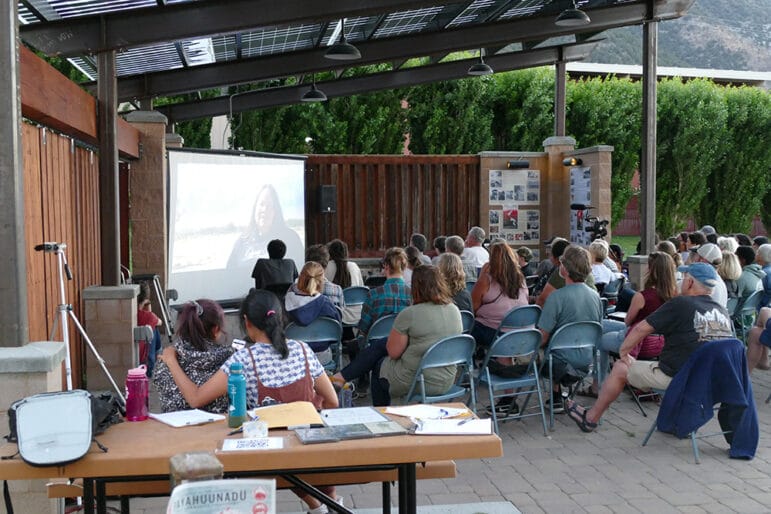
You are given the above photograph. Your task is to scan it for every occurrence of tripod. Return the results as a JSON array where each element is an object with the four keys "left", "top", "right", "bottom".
[{"left": 36, "top": 242, "right": 126, "bottom": 405}]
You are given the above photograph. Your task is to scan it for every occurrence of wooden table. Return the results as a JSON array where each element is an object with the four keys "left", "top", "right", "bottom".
[{"left": 0, "top": 413, "right": 501, "bottom": 514}]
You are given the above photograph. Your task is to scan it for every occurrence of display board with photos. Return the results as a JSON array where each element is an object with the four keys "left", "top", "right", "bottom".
[
  {"left": 488, "top": 168, "right": 541, "bottom": 259},
  {"left": 569, "top": 166, "right": 593, "bottom": 246}
]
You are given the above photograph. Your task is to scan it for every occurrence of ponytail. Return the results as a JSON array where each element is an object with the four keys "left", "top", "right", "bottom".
[
  {"left": 175, "top": 299, "right": 224, "bottom": 351},
  {"left": 240, "top": 289, "right": 289, "bottom": 359}
]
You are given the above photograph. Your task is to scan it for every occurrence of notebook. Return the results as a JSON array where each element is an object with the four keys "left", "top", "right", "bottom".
[{"left": 149, "top": 410, "right": 225, "bottom": 428}]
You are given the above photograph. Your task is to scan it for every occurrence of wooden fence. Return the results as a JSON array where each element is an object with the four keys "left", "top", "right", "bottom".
[
  {"left": 23, "top": 122, "right": 102, "bottom": 385},
  {"left": 305, "top": 155, "right": 481, "bottom": 257}
]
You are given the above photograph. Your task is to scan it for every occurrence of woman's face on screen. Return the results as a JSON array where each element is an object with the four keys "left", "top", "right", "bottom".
[{"left": 254, "top": 189, "right": 276, "bottom": 232}]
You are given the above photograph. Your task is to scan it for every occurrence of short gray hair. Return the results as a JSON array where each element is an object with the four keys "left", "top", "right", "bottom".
[
  {"left": 468, "top": 226, "right": 486, "bottom": 243},
  {"left": 757, "top": 243, "right": 771, "bottom": 264},
  {"left": 445, "top": 235, "right": 465, "bottom": 256}
]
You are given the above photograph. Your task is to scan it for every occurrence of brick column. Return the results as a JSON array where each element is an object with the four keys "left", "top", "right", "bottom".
[
  {"left": 124, "top": 111, "right": 168, "bottom": 290},
  {"left": 564, "top": 145, "right": 615, "bottom": 239},
  {"left": 542, "top": 136, "right": 576, "bottom": 253},
  {"left": 0, "top": 342, "right": 66, "bottom": 514},
  {"left": 82, "top": 285, "right": 139, "bottom": 392}
]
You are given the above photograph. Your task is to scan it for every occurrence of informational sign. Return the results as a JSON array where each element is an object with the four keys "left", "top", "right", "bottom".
[
  {"left": 488, "top": 169, "right": 540, "bottom": 245},
  {"left": 569, "top": 166, "right": 593, "bottom": 246}
]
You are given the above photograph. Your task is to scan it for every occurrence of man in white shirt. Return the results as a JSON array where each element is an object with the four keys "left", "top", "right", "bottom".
[{"left": 462, "top": 226, "right": 489, "bottom": 269}]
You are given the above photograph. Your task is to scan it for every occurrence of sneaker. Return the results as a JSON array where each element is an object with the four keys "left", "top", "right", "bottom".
[
  {"left": 545, "top": 390, "right": 565, "bottom": 413},
  {"left": 485, "top": 397, "right": 519, "bottom": 417}
]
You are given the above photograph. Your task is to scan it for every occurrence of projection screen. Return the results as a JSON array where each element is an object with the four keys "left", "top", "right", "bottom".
[{"left": 167, "top": 148, "right": 306, "bottom": 304}]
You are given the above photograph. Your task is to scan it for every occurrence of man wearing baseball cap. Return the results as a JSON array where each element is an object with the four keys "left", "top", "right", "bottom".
[
  {"left": 566, "top": 262, "right": 733, "bottom": 432},
  {"left": 689, "top": 242, "right": 729, "bottom": 308}
]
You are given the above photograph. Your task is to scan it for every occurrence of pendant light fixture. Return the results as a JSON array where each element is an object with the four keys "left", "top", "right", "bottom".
[
  {"left": 555, "top": 0, "right": 591, "bottom": 27},
  {"left": 301, "top": 76, "right": 327, "bottom": 102},
  {"left": 325, "top": 19, "right": 361, "bottom": 61},
  {"left": 467, "top": 49, "right": 494, "bottom": 76}
]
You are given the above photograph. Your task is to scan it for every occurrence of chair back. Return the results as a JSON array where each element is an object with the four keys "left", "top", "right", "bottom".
[
  {"left": 602, "top": 276, "right": 625, "bottom": 299},
  {"left": 460, "top": 310, "right": 475, "bottom": 334},
  {"left": 364, "top": 314, "right": 397, "bottom": 347},
  {"left": 483, "top": 328, "right": 542, "bottom": 364},
  {"left": 342, "top": 286, "right": 369, "bottom": 306},
  {"left": 364, "top": 275, "right": 387, "bottom": 288},
  {"left": 285, "top": 316, "right": 343, "bottom": 371},
  {"left": 466, "top": 280, "right": 477, "bottom": 294},
  {"left": 546, "top": 321, "right": 602, "bottom": 356},
  {"left": 494, "top": 304, "right": 542, "bottom": 339},
  {"left": 404, "top": 334, "right": 476, "bottom": 409},
  {"left": 738, "top": 289, "right": 762, "bottom": 315}
]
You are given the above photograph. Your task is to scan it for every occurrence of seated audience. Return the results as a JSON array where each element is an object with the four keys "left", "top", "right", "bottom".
[
  {"left": 701, "top": 224, "right": 718, "bottom": 244},
  {"left": 403, "top": 246, "right": 423, "bottom": 288},
  {"left": 735, "top": 233, "right": 752, "bottom": 247},
  {"left": 471, "top": 242, "right": 529, "bottom": 348},
  {"left": 516, "top": 247, "right": 538, "bottom": 277},
  {"left": 717, "top": 235, "right": 739, "bottom": 254},
  {"left": 462, "top": 226, "right": 490, "bottom": 269},
  {"left": 357, "top": 247, "right": 412, "bottom": 339},
  {"left": 757, "top": 244, "right": 771, "bottom": 309},
  {"left": 438, "top": 253, "right": 472, "bottom": 311},
  {"left": 137, "top": 282, "right": 162, "bottom": 377},
  {"left": 537, "top": 245, "right": 604, "bottom": 409},
  {"left": 656, "top": 240, "right": 683, "bottom": 279},
  {"left": 334, "top": 266, "right": 462, "bottom": 406},
  {"left": 159, "top": 289, "right": 339, "bottom": 514},
  {"left": 536, "top": 238, "right": 597, "bottom": 307},
  {"left": 597, "top": 252, "right": 676, "bottom": 388},
  {"left": 735, "top": 245, "right": 764, "bottom": 307},
  {"left": 753, "top": 236, "right": 769, "bottom": 251},
  {"left": 410, "top": 233, "right": 432, "bottom": 265},
  {"left": 446, "top": 235, "right": 478, "bottom": 280},
  {"left": 608, "top": 243, "right": 626, "bottom": 276},
  {"left": 285, "top": 261, "right": 341, "bottom": 326},
  {"left": 305, "top": 244, "right": 344, "bottom": 308},
  {"left": 747, "top": 307, "right": 771, "bottom": 372},
  {"left": 431, "top": 236, "right": 447, "bottom": 265},
  {"left": 325, "top": 239, "right": 364, "bottom": 289},
  {"left": 566, "top": 263, "right": 733, "bottom": 432},
  {"left": 251, "top": 239, "right": 298, "bottom": 290},
  {"left": 689, "top": 243, "right": 728, "bottom": 308},
  {"left": 153, "top": 299, "right": 232, "bottom": 413},
  {"left": 589, "top": 240, "right": 616, "bottom": 289},
  {"left": 717, "top": 251, "right": 742, "bottom": 303}
]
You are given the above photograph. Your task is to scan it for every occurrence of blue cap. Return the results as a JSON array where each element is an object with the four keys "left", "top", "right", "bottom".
[
  {"left": 760, "top": 319, "right": 771, "bottom": 348},
  {"left": 677, "top": 262, "right": 718, "bottom": 288}
]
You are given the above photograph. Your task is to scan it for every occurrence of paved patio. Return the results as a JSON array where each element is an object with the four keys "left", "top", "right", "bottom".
[{"left": 123, "top": 370, "right": 771, "bottom": 514}]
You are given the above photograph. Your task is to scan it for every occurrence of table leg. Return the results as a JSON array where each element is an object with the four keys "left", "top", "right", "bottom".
[
  {"left": 381, "top": 481, "right": 391, "bottom": 514},
  {"left": 397, "top": 463, "right": 417, "bottom": 514},
  {"left": 96, "top": 480, "right": 107, "bottom": 514},
  {"left": 83, "top": 478, "right": 94, "bottom": 514}
]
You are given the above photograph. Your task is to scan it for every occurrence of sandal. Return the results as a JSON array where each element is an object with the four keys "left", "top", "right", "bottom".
[{"left": 566, "top": 400, "right": 597, "bottom": 433}]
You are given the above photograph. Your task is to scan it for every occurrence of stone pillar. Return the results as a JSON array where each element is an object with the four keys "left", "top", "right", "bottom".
[
  {"left": 0, "top": 342, "right": 67, "bottom": 514},
  {"left": 82, "top": 285, "right": 139, "bottom": 392},
  {"left": 124, "top": 111, "right": 169, "bottom": 290},
  {"left": 627, "top": 254, "right": 649, "bottom": 291},
  {"left": 563, "top": 145, "right": 615, "bottom": 239},
  {"left": 542, "top": 136, "right": 576, "bottom": 253},
  {"left": 0, "top": 0, "right": 29, "bottom": 347}
]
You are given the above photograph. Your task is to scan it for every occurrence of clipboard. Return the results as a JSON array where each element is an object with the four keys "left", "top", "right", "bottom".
[{"left": 250, "top": 401, "right": 323, "bottom": 429}]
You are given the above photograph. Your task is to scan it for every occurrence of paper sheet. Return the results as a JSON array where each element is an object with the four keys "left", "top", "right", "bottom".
[
  {"left": 320, "top": 406, "right": 388, "bottom": 426},
  {"left": 385, "top": 405, "right": 468, "bottom": 420},
  {"left": 250, "top": 401, "right": 323, "bottom": 429},
  {"left": 413, "top": 418, "right": 492, "bottom": 435},
  {"left": 148, "top": 410, "right": 225, "bottom": 428},
  {"left": 220, "top": 437, "right": 284, "bottom": 451}
]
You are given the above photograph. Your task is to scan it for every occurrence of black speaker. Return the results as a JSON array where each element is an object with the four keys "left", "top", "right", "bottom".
[{"left": 319, "top": 185, "right": 337, "bottom": 213}]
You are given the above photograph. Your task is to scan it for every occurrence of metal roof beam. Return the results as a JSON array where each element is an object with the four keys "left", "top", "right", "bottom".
[
  {"left": 20, "top": 0, "right": 463, "bottom": 57},
  {"left": 156, "top": 42, "right": 599, "bottom": 122},
  {"left": 101, "top": 0, "right": 691, "bottom": 101}
]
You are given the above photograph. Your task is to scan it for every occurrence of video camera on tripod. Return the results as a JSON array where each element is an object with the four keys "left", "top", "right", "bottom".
[{"left": 570, "top": 204, "right": 609, "bottom": 241}]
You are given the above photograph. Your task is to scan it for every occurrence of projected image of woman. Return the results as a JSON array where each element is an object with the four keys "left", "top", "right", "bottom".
[{"left": 227, "top": 184, "right": 303, "bottom": 271}]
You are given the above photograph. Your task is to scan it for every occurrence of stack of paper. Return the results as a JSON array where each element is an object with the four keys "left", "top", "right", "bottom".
[
  {"left": 412, "top": 418, "right": 492, "bottom": 435},
  {"left": 148, "top": 410, "right": 225, "bottom": 428}
]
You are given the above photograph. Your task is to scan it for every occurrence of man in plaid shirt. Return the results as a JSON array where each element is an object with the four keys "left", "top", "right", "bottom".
[{"left": 358, "top": 247, "right": 412, "bottom": 337}]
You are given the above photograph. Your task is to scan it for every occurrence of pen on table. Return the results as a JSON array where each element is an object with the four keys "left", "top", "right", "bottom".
[
  {"left": 457, "top": 417, "right": 473, "bottom": 426},
  {"left": 227, "top": 426, "right": 243, "bottom": 436},
  {"left": 439, "top": 408, "right": 450, "bottom": 418}
]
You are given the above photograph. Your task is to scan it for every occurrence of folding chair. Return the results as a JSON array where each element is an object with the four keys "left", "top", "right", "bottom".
[
  {"left": 542, "top": 321, "right": 602, "bottom": 430},
  {"left": 601, "top": 276, "right": 625, "bottom": 315},
  {"left": 363, "top": 314, "right": 397, "bottom": 348},
  {"left": 477, "top": 328, "right": 547, "bottom": 435},
  {"left": 460, "top": 310, "right": 475, "bottom": 334},
  {"left": 466, "top": 280, "right": 477, "bottom": 294},
  {"left": 641, "top": 338, "right": 756, "bottom": 463},
  {"left": 733, "top": 290, "right": 762, "bottom": 344},
  {"left": 404, "top": 334, "right": 477, "bottom": 413},
  {"left": 285, "top": 317, "right": 343, "bottom": 373},
  {"left": 342, "top": 286, "right": 369, "bottom": 319},
  {"left": 493, "top": 304, "right": 542, "bottom": 340}
]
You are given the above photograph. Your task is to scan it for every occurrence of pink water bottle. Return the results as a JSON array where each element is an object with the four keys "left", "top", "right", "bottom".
[{"left": 125, "top": 364, "right": 149, "bottom": 421}]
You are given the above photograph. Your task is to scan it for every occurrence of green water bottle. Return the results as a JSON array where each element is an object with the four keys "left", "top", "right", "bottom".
[{"left": 227, "top": 362, "right": 247, "bottom": 428}]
